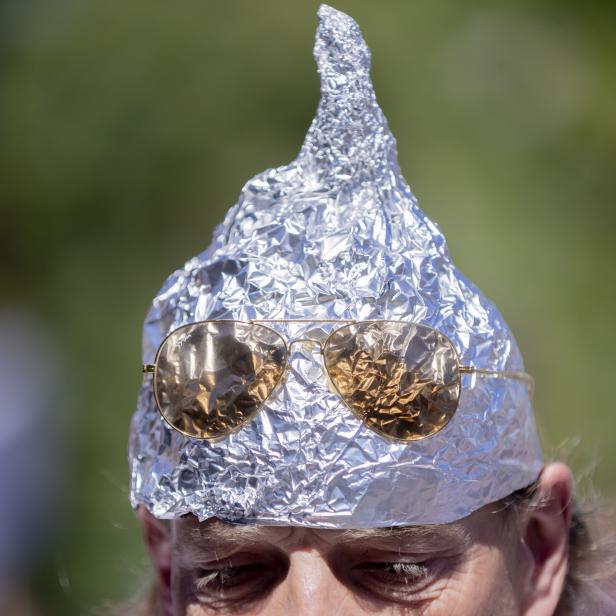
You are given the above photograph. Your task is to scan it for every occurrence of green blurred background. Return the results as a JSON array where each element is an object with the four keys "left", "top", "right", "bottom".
[{"left": 1, "top": 0, "right": 614, "bottom": 612}]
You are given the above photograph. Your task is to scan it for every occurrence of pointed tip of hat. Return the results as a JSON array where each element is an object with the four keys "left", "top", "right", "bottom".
[
  {"left": 317, "top": 4, "right": 347, "bottom": 19},
  {"left": 314, "top": 4, "right": 371, "bottom": 81},
  {"left": 301, "top": 4, "right": 395, "bottom": 181}
]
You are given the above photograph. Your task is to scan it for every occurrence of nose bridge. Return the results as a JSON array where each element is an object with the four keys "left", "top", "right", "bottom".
[
  {"left": 287, "top": 337, "right": 325, "bottom": 354},
  {"left": 283, "top": 550, "right": 341, "bottom": 615}
]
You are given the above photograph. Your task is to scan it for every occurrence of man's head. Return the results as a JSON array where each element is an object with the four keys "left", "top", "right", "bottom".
[
  {"left": 126, "top": 5, "right": 574, "bottom": 614},
  {"left": 137, "top": 463, "right": 573, "bottom": 615}
]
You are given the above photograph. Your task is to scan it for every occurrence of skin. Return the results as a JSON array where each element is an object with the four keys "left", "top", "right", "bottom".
[{"left": 139, "top": 462, "right": 572, "bottom": 616}]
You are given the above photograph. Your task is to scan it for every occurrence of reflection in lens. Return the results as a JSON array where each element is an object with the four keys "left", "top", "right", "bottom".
[
  {"left": 323, "top": 322, "right": 460, "bottom": 441},
  {"left": 154, "top": 322, "right": 287, "bottom": 439}
]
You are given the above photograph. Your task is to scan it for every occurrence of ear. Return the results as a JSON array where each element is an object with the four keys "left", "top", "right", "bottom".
[
  {"left": 137, "top": 506, "right": 173, "bottom": 616},
  {"left": 519, "top": 463, "right": 573, "bottom": 615}
]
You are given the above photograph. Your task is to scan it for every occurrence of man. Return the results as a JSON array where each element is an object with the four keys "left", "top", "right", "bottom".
[{"left": 127, "top": 6, "right": 613, "bottom": 614}]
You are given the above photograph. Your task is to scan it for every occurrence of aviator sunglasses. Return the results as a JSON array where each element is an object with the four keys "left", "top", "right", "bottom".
[{"left": 142, "top": 320, "right": 533, "bottom": 442}]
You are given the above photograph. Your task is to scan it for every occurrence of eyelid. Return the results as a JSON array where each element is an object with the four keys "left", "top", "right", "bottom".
[
  {"left": 353, "top": 558, "right": 433, "bottom": 580},
  {"left": 195, "top": 562, "right": 264, "bottom": 589},
  {"left": 356, "top": 560, "right": 430, "bottom": 571},
  {"left": 345, "top": 552, "right": 461, "bottom": 592},
  {"left": 191, "top": 553, "right": 289, "bottom": 588},
  {"left": 348, "top": 559, "right": 446, "bottom": 603}
]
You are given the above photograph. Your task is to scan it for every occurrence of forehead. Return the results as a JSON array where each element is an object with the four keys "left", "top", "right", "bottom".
[{"left": 171, "top": 507, "right": 506, "bottom": 556}]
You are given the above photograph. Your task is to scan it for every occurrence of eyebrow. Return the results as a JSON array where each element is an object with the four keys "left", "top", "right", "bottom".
[
  {"left": 186, "top": 519, "right": 277, "bottom": 545},
  {"left": 174, "top": 517, "right": 471, "bottom": 558},
  {"left": 337, "top": 524, "right": 471, "bottom": 552},
  {"left": 173, "top": 520, "right": 278, "bottom": 563}
]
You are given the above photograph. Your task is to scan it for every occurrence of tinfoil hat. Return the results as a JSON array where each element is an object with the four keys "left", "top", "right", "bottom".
[{"left": 129, "top": 5, "right": 543, "bottom": 527}]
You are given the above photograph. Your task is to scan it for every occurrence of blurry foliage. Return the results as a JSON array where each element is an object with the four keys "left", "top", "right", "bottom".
[{"left": 0, "top": 0, "right": 615, "bottom": 612}]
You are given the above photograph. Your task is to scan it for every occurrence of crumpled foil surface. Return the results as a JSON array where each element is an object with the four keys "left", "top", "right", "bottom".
[{"left": 129, "top": 4, "right": 543, "bottom": 527}]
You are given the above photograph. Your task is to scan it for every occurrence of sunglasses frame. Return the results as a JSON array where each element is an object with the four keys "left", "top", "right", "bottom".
[{"left": 142, "top": 319, "right": 534, "bottom": 442}]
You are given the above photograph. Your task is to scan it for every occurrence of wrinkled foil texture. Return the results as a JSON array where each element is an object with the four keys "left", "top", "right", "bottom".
[{"left": 129, "top": 5, "right": 543, "bottom": 527}]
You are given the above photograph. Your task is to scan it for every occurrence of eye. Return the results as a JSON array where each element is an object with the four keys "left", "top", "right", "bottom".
[
  {"left": 195, "top": 562, "right": 266, "bottom": 593},
  {"left": 354, "top": 560, "right": 431, "bottom": 586},
  {"left": 189, "top": 558, "right": 288, "bottom": 608},
  {"left": 348, "top": 558, "right": 449, "bottom": 604}
]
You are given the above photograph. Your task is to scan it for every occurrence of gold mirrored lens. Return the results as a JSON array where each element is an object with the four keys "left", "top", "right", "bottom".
[
  {"left": 323, "top": 321, "right": 461, "bottom": 441},
  {"left": 154, "top": 321, "right": 287, "bottom": 439}
]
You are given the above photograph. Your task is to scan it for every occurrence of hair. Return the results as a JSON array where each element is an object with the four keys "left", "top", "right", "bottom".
[{"left": 106, "top": 484, "right": 615, "bottom": 615}]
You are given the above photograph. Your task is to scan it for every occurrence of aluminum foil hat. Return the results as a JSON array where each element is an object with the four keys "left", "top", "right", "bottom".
[{"left": 129, "top": 5, "right": 543, "bottom": 527}]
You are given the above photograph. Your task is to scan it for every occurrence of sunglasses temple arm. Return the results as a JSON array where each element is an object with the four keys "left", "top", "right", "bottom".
[
  {"left": 142, "top": 364, "right": 156, "bottom": 374},
  {"left": 459, "top": 366, "right": 535, "bottom": 396}
]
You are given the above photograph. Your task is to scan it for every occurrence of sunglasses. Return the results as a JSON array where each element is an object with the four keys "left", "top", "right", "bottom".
[{"left": 142, "top": 319, "right": 533, "bottom": 442}]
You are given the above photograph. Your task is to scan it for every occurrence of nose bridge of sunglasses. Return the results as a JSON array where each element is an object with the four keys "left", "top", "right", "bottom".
[
  {"left": 287, "top": 338, "right": 325, "bottom": 353},
  {"left": 282, "top": 337, "right": 343, "bottom": 397}
]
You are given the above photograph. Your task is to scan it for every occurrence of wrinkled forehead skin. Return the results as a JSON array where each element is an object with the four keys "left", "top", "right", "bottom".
[{"left": 129, "top": 5, "right": 543, "bottom": 527}]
